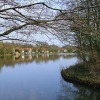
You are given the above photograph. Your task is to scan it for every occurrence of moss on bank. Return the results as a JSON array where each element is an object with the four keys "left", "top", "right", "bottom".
[{"left": 61, "top": 63, "right": 100, "bottom": 89}]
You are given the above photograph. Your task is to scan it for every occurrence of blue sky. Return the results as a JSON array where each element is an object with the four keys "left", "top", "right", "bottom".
[
  {"left": 3, "top": 0, "right": 65, "bottom": 46},
  {"left": 33, "top": 34, "right": 65, "bottom": 47},
  {"left": 15, "top": 0, "right": 65, "bottom": 46}
]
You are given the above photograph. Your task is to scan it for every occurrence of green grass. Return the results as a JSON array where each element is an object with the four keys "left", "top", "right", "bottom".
[{"left": 61, "top": 63, "right": 100, "bottom": 88}]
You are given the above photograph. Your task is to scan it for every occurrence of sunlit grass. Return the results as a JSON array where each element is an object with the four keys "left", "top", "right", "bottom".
[{"left": 61, "top": 63, "right": 100, "bottom": 88}]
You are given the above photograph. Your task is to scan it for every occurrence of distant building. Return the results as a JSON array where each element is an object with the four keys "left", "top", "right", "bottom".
[
  {"left": 13, "top": 47, "right": 32, "bottom": 55},
  {"left": 64, "top": 49, "right": 67, "bottom": 53}
]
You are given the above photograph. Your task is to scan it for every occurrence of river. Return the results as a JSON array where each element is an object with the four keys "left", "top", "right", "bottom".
[{"left": 0, "top": 54, "right": 99, "bottom": 100}]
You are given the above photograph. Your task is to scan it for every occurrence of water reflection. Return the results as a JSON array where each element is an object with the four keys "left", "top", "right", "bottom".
[
  {"left": 0, "top": 54, "right": 78, "bottom": 100},
  {"left": 0, "top": 54, "right": 76, "bottom": 69},
  {"left": 58, "top": 78, "right": 100, "bottom": 100},
  {"left": 0, "top": 54, "right": 99, "bottom": 100}
]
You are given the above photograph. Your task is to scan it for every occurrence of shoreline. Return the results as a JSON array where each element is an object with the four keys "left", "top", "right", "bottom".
[{"left": 61, "top": 63, "right": 100, "bottom": 89}]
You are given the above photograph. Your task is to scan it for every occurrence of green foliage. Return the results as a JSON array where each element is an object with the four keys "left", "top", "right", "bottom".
[
  {"left": 0, "top": 41, "right": 64, "bottom": 55},
  {"left": 61, "top": 62, "right": 100, "bottom": 88},
  {"left": 62, "top": 45, "right": 77, "bottom": 53},
  {"left": 69, "top": 0, "right": 100, "bottom": 63}
]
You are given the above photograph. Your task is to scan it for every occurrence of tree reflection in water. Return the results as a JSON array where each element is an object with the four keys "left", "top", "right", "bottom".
[
  {"left": 0, "top": 54, "right": 99, "bottom": 100},
  {"left": 0, "top": 54, "right": 76, "bottom": 72},
  {"left": 57, "top": 78, "right": 100, "bottom": 100}
]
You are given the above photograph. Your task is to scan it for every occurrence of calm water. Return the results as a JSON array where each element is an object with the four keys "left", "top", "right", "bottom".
[{"left": 0, "top": 54, "right": 100, "bottom": 100}]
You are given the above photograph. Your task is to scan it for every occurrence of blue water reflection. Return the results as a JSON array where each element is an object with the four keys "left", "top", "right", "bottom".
[{"left": 0, "top": 54, "right": 99, "bottom": 100}]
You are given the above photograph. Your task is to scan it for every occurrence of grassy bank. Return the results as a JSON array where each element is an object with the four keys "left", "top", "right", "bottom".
[{"left": 61, "top": 63, "right": 100, "bottom": 89}]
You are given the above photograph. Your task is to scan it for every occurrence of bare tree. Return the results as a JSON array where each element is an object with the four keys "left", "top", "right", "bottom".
[
  {"left": 0, "top": 0, "right": 83, "bottom": 44},
  {"left": 0, "top": 0, "right": 62, "bottom": 42},
  {"left": 0, "top": 0, "right": 100, "bottom": 64}
]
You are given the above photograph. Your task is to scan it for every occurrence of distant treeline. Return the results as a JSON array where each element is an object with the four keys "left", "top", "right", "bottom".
[{"left": 0, "top": 41, "right": 77, "bottom": 55}]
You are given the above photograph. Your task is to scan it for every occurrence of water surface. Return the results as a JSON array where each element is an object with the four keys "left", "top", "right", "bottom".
[{"left": 0, "top": 54, "right": 99, "bottom": 100}]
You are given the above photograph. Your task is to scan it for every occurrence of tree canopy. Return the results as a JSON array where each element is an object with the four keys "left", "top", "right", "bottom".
[
  {"left": 0, "top": 0, "right": 84, "bottom": 43},
  {"left": 0, "top": 0, "right": 100, "bottom": 62}
]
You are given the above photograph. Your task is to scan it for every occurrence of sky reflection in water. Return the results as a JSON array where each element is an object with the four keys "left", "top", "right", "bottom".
[{"left": 0, "top": 54, "right": 99, "bottom": 100}]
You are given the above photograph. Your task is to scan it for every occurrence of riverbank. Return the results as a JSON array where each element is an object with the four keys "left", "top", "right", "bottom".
[{"left": 61, "top": 63, "right": 100, "bottom": 89}]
